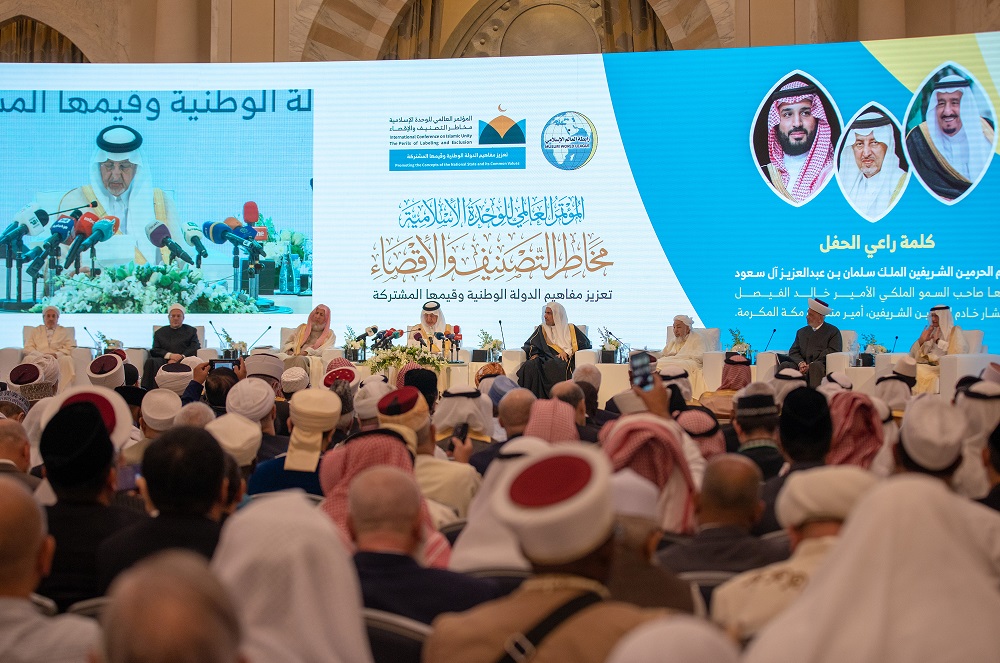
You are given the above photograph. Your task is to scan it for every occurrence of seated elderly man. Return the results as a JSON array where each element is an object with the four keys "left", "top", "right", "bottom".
[
  {"left": 909, "top": 305, "right": 969, "bottom": 393},
  {"left": 22, "top": 305, "right": 76, "bottom": 392},
  {"left": 280, "top": 304, "right": 335, "bottom": 385},
  {"left": 712, "top": 465, "right": 877, "bottom": 641},
  {"left": 777, "top": 298, "right": 842, "bottom": 388},
  {"left": 656, "top": 454, "right": 788, "bottom": 575},
  {"left": 0, "top": 477, "right": 100, "bottom": 661},
  {"left": 656, "top": 315, "right": 707, "bottom": 398},
  {"left": 142, "top": 304, "right": 200, "bottom": 390},
  {"left": 349, "top": 465, "right": 500, "bottom": 624}
]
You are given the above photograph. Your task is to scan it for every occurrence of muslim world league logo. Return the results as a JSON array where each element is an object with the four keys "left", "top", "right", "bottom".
[{"left": 541, "top": 111, "right": 597, "bottom": 170}]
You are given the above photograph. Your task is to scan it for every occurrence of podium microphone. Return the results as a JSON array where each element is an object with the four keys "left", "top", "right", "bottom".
[
  {"left": 413, "top": 332, "right": 426, "bottom": 348},
  {"left": 763, "top": 328, "right": 776, "bottom": 352},
  {"left": 891, "top": 336, "right": 898, "bottom": 353},
  {"left": 498, "top": 320, "right": 506, "bottom": 350},
  {"left": 208, "top": 320, "right": 226, "bottom": 347},
  {"left": 82, "top": 326, "right": 100, "bottom": 349},
  {"left": 248, "top": 325, "right": 272, "bottom": 351}
]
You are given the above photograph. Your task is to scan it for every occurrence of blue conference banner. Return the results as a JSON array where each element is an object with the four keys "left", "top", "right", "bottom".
[{"left": 0, "top": 32, "right": 997, "bottom": 352}]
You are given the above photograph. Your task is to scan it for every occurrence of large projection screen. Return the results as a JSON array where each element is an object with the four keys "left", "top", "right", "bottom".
[{"left": 0, "top": 31, "right": 998, "bottom": 355}]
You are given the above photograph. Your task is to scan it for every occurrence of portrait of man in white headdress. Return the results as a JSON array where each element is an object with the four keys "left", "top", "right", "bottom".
[
  {"left": 905, "top": 67, "right": 996, "bottom": 202},
  {"left": 44, "top": 124, "right": 181, "bottom": 268},
  {"left": 836, "top": 107, "right": 908, "bottom": 222}
]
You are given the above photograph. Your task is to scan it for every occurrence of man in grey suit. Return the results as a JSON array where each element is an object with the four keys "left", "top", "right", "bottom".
[{"left": 779, "top": 298, "right": 842, "bottom": 387}]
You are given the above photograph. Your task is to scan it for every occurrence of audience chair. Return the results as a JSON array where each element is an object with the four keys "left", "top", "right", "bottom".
[
  {"left": 439, "top": 518, "right": 466, "bottom": 546},
  {"left": 364, "top": 608, "right": 432, "bottom": 663},
  {"left": 66, "top": 596, "right": 111, "bottom": 619},
  {"left": 29, "top": 593, "right": 57, "bottom": 616},
  {"left": 465, "top": 568, "right": 532, "bottom": 597},
  {"left": 677, "top": 570, "right": 737, "bottom": 611}
]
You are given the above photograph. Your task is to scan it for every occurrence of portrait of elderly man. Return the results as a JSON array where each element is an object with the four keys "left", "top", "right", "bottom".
[
  {"left": 656, "top": 314, "right": 706, "bottom": 398},
  {"left": 838, "top": 110, "right": 908, "bottom": 221},
  {"left": 906, "top": 71, "right": 996, "bottom": 201},
  {"left": 22, "top": 305, "right": 76, "bottom": 392},
  {"left": 49, "top": 124, "right": 182, "bottom": 266},
  {"left": 757, "top": 78, "right": 838, "bottom": 204}
]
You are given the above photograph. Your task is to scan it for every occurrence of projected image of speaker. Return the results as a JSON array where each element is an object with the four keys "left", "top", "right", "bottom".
[{"left": 240, "top": 259, "right": 276, "bottom": 295}]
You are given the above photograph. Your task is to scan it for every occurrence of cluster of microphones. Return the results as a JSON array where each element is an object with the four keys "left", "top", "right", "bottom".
[{"left": 0, "top": 200, "right": 269, "bottom": 277}]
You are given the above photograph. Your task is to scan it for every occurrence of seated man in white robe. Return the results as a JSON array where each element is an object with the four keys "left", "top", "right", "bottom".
[
  {"left": 656, "top": 315, "right": 706, "bottom": 398},
  {"left": 909, "top": 304, "right": 968, "bottom": 393},
  {"left": 279, "top": 304, "right": 335, "bottom": 385},
  {"left": 22, "top": 306, "right": 75, "bottom": 392}
]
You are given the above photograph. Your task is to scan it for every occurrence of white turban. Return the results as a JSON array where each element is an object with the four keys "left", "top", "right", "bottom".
[
  {"left": 226, "top": 377, "right": 275, "bottom": 423},
  {"left": 87, "top": 354, "right": 125, "bottom": 389},
  {"left": 281, "top": 367, "right": 310, "bottom": 394},
  {"left": 776, "top": 465, "right": 878, "bottom": 528},
  {"left": 673, "top": 314, "right": 694, "bottom": 329},
  {"left": 206, "top": 413, "right": 262, "bottom": 467},
  {"left": 140, "top": 389, "right": 182, "bottom": 432},
  {"left": 180, "top": 356, "right": 203, "bottom": 370},
  {"left": 285, "top": 388, "right": 342, "bottom": 473},
  {"left": 155, "top": 363, "right": 193, "bottom": 396}
]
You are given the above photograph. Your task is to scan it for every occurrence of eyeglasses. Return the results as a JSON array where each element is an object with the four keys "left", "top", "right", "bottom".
[{"left": 100, "top": 161, "right": 136, "bottom": 174}]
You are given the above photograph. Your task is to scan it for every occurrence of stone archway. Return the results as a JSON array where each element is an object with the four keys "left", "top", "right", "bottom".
[
  {"left": 0, "top": 2, "right": 127, "bottom": 62},
  {"left": 297, "top": 0, "right": 733, "bottom": 61}
]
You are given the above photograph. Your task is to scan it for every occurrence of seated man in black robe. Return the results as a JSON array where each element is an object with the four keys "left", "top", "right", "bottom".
[
  {"left": 516, "top": 301, "right": 591, "bottom": 398},
  {"left": 777, "top": 298, "right": 841, "bottom": 388},
  {"left": 142, "top": 303, "right": 200, "bottom": 389}
]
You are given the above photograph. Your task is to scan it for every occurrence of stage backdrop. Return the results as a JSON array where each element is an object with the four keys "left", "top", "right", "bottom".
[{"left": 0, "top": 32, "right": 999, "bottom": 354}]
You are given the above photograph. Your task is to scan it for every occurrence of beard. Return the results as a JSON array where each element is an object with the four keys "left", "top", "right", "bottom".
[{"left": 777, "top": 124, "right": 817, "bottom": 157}]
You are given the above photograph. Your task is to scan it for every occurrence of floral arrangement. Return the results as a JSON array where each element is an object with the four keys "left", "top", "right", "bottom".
[
  {"left": 219, "top": 328, "right": 248, "bottom": 355},
  {"left": 30, "top": 262, "right": 258, "bottom": 314},
  {"left": 729, "top": 328, "right": 751, "bottom": 355},
  {"left": 367, "top": 345, "right": 446, "bottom": 376},
  {"left": 599, "top": 327, "right": 622, "bottom": 351},
  {"left": 94, "top": 331, "right": 122, "bottom": 350},
  {"left": 860, "top": 333, "right": 887, "bottom": 354},
  {"left": 478, "top": 330, "right": 503, "bottom": 351},
  {"left": 253, "top": 209, "right": 310, "bottom": 261},
  {"left": 343, "top": 327, "right": 363, "bottom": 351}
]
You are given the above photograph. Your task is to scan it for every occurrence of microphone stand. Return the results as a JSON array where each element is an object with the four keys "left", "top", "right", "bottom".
[
  {"left": 607, "top": 330, "right": 629, "bottom": 364},
  {"left": 248, "top": 325, "right": 272, "bottom": 352},
  {"left": 208, "top": 320, "right": 227, "bottom": 355},
  {"left": 13, "top": 236, "right": 27, "bottom": 309},
  {"left": 89, "top": 245, "right": 100, "bottom": 277},
  {"left": 45, "top": 244, "right": 62, "bottom": 298},
  {"left": 247, "top": 245, "right": 274, "bottom": 311},
  {"left": 232, "top": 244, "right": 241, "bottom": 294}
]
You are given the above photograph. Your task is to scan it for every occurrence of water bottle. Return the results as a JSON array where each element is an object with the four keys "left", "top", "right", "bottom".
[{"left": 278, "top": 254, "right": 294, "bottom": 294}]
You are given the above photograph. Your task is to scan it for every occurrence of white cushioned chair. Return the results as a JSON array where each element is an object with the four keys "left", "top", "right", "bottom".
[
  {"left": 0, "top": 326, "right": 94, "bottom": 388},
  {"left": 127, "top": 326, "right": 218, "bottom": 384}
]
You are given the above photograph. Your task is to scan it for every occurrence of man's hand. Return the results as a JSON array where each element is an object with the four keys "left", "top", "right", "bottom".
[
  {"left": 192, "top": 362, "right": 211, "bottom": 384},
  {"left": 632, "top": 373, "right": 673, "bottom": 420},
  {"left": 233, "top": 358, "right": 247, "bottom": 381},
  {"left": 167, "top": 353, "right": 182, "bottom": 364},
  {"left": 450, "top": 431, "right": 474, "bottom": 463},
  {"left": 798, "top": 361, "right": 808, "bottom": 374},
  {"left": 557, "top": 351, "right": 569, "bottom": 362}
]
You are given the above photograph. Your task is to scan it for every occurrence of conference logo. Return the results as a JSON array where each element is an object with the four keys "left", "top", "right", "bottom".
[
  {"left": 479, "top": 112, "right": 526, "bottom": 145},
  {"left": 541, "top": 111, "right": 597, "bottom": 170}
]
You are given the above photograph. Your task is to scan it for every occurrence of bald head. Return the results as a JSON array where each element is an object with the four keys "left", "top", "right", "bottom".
[
  {"left": 0, "top": 419, "right": 29, "bottom": 472},
  {"left": 572, "top": 364, "right": 602, "bottom": 391},
  {"left": 102, "top": 550, "right": 243, "bottom": 663},
  {"left": 550, "top": 381, "right": 586, "bottom": 425},
  {"left": 498, "top": 388, "right": 536, "bottom": 436},
  {"left": 0, "top": 477, "right": 48, "bottom": 593},
  {"left": 349, "top": 466, "right": 422, "bottom": 538},
  {"left": 173, "top": 402, "right": 217, "bottom": 428},
  {"left": 697, "top": 454, "right": 763, "bottom": 529}
]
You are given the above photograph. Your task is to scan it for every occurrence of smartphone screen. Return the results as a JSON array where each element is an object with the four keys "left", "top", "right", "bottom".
[
  {"left": 210, "top": 359, "right": 236, "bottom": 371},
  {"left": 630, "top": 352, "right": 654, "bottom": 391},
  {"left": 449, "top": 422, "right": 470, "bottom": 452}
]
